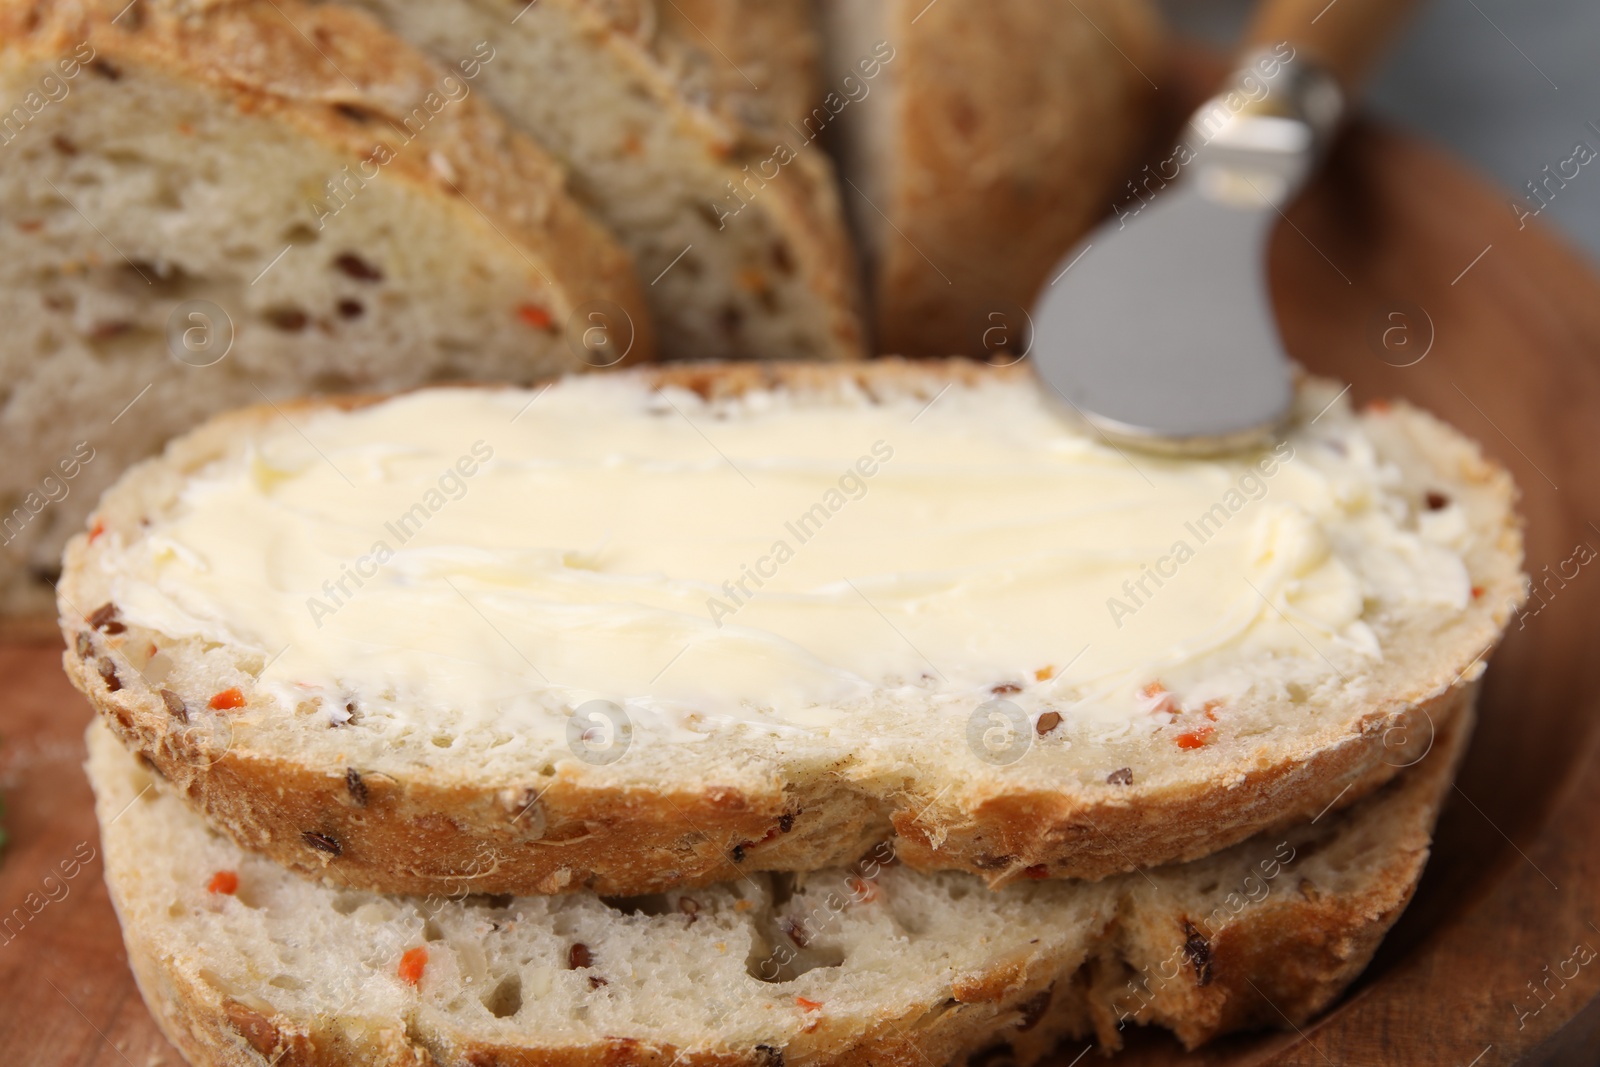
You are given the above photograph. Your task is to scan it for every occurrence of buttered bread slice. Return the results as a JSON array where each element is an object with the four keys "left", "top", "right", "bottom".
[
  {"left": 61, "top": 360, "right": 1523, "bottom": 897},
  {"left": 88, "top": 697, "right": 1467, "bottom": 1063}
]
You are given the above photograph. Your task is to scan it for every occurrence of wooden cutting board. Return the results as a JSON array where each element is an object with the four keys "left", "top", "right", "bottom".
[{"left": 4, "top": 69, "right": 1600, "bottom": 1067}]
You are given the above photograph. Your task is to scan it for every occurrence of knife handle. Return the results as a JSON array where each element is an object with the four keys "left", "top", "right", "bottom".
[{"left": 1243, "top": 0, "right": 1424, "bottom": 95}]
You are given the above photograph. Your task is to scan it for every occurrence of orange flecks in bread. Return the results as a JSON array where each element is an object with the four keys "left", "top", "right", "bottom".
[
  {"left": 1367, "top": 397, "right": 1392, "bottom": 413},
  {"left": 737, "top": 266, "right": 766, "bottom": 294},
  {"left": 795, "top": 996, "right": 823, "bottom": 1011},
  {"left": 1141, "top": 681, "right": 1176, "bottom": 716},
  {"left": 209, "top": 687, "right": 245, "bottom": 711},
  {"left": 1202, "top": 700, "right": 1223, "bottom": 722},
  {"left": 1034, "top": 665, "right": 1055, "bottom": 682},
  {"left": 88, "top": 519, "right": 106, "bottom": 543},
  {"left": 847, "top": 876, "right": 879, "bottom": 903},
  {"left": 517, "top": 304, "right": 554, "bottom": 330},
  {"left": 207, "top": 870, "right": 239, "bottom": 895},
  {"left": 16, "top": 219, "right": 43, "bottom": 233},
  {"left": 177, "top": 121, "right": 194, "bottom": 135},
  {"left": 398, "top": 947, "right": 428, "bottom": 986},
  {"left": 620, "top": 131, "right": 643, "bottom": 157},
  {"left": 1175, "top": 726, "right": 1216, "bottom": 750},
  {"left": 1472, "top": 586, "right": 1484, "bottom": 599}
]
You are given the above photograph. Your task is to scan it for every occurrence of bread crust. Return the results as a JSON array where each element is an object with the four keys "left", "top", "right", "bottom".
[
  {"left": 0, "top": 0, "right": 654, "bottom": 357},
  {"left": 61, "top": 358, "right": 1525, "bottom": 898},
  {"left": 96, "top": 697, "right": 1469, "bottom": 1064},
  {"left": 1093, "top": 693, "right": 1472, "bottom": 1050}
]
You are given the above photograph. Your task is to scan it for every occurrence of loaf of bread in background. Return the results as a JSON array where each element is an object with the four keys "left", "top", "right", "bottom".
[
  {"left": 818, "top": 0, "right": 1164, "bottom": 357},
  {"left": 88, "top": 699, "right": 1468, "bottom": 1064},
  {"left": 337, "top": 0, "right": 867, "bottom": 362},
  {"left": 0, "top": 0, "right": 651, "bottom": 625}
]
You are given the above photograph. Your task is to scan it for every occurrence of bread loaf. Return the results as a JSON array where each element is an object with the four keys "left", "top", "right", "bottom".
[
  {"left": 0, "top": 0, "right": 650, "bottom": 622},
  {"left": 817, "top": 0, "right": 1163, "bottom": 357},
  {"left": 62, "top": 359, "right": 1524, "bottom": 897}
]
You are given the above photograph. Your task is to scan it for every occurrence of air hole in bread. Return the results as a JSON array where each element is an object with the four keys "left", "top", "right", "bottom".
[
  {"left": 600, "top": 893, "right": 673, "bottom": 917},
  {"left": 745, "top": 934, "right": 845, "bottom": 984},
  {"left": 330, "top": 892, "right": 365, "bottom": 916},
  {"left": 482, "top": 973, "right": 522, "bottom": 1019},
  {"left": 768, "top": 872, "right": 797, "bottom": 909}
]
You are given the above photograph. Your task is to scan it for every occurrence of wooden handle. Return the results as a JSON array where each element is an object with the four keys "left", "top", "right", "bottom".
[{"left": 1242, "top": 0, "right": 1424, "bottom": 95}]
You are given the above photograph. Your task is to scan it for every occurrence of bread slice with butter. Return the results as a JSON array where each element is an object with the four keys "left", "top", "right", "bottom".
[
  {"left": 88, "top": 687, "right": 1468, "bottom": 1064},
  {"left": 60, "top": 359, "right": 1524, "bottom": 898},
  {"left": 0, "top": 0, "right": 651, "bottom": 624},
  {"left": 334, "top": 0, "right": 866, "bottom": 363},
  {"left": 817, "top": 0, "right": 1164, "bottom": 357}
]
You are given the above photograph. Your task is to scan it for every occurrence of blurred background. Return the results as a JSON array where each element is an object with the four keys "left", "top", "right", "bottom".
[{"left": 1161, "top": 0, "right": 1600, "bottom": 263}]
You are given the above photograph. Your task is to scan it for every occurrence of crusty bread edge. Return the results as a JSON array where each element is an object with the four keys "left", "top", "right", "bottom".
[{"left": 1099, "top": 684, "right": 1473, "bottom": 1050}]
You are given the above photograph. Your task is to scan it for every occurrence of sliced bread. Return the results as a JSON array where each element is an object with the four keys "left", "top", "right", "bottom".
[
  {"left": 817, "top": 0, "right": 1163, "bottom": 356},
  {"left": 61, "top": 359, "right": 1524, "bottom": 898},
  {"left": 333, "top": 0, "right": 866, "bottom": 362},
  {"left": 88, "top": 689, "right": 1468, "bottom": 1065},
  {"left": 0, "top": 0, "right": 651, "bottom": 621}
]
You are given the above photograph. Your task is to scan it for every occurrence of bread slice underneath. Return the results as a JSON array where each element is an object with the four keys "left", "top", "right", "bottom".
[
  {"left": 0, "top": 0, "right": 649, "bottom": 621},
  {"left": 88, "top": 687, "right": 1468, "bottom": 1066},
  {"left": 817, "top": 0, "right": 1162, "bottom": 356},
  {"left": 335, "top": 0, "right": 865, "bottom": 363},
  {"left": 62, "top": 359, "right": 1523, "bottom": 899}
]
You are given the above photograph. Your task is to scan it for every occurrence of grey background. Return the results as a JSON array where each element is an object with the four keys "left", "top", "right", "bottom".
[{"left": 1159, "top": 0, "right": 1600, "bottom": 264}]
